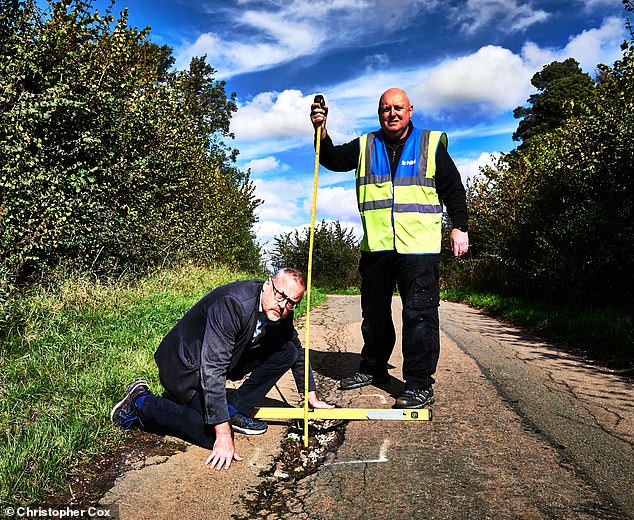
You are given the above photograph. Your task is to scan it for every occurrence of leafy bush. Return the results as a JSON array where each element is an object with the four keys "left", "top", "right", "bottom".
[
  {"left": 270, "top": 220, "right": 361, "bottom": 290},
  {"left": 458, "top": 8, "right": 634, "bottom": 305},
  {"left": 0, "top": 0, "right": 261, "bottom": 329}
]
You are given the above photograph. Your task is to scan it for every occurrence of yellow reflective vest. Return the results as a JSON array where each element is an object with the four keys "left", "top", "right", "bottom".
[{"left": 356, "top": 127, "right": 447, "bottom": 254}]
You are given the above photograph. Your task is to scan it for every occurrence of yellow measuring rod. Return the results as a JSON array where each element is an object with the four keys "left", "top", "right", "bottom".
[
  {"left": 301, "top": 94, "right": 325, "bottom": 446},
  {"left": 254, "top": 407, "right": 431, "bottom": 421}
]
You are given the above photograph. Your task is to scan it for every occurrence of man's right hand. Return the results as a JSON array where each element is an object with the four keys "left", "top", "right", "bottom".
[
  {"left": 310, "top": 102, "right": 328, "bottom": 138},
  {"left": 205, "top": 422, "right": 243, "bottom": 470}
]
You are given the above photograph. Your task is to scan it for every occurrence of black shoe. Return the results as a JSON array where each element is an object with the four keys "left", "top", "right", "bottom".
[
  {"left": 340, "top": 372, "right": 390, "bottom": 390},
  {"left": 395, "top": 387, "right": 435, "bottom": 409},
  {"left": 230, "top": 411, "right": 268, "bottom": 435},
  {"left": 111, "top": 379, "right": 151, "bottom": 430}
]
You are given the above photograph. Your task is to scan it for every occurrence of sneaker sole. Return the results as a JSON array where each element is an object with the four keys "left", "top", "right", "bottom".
[
  {"left": 340, "top": 380, "right": 372, "bottom": 390},
  {"left": 110, "top": 380, "right": 149, "bottom": 421},
  {"left": 340, "top": 376, "right": 390, "bottom": 390},
  {"left": 232, "top": 426, "right": 268, "bottom": 435}
]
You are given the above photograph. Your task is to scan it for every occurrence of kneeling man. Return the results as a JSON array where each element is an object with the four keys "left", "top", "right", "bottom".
[{"left": 111, "top": 268, "right": 331, "bottom": 470}]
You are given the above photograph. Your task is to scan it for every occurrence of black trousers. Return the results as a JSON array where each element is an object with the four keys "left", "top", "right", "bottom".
[
  {"left": 138, "top": 340, "right": 299, "bottom": 449},
  {"left": 358, "top": 251, "right": 440, "bottom": 390}
]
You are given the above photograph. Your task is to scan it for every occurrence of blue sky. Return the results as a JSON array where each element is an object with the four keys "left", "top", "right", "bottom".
[{"left": 74, "top": 0, "right": 629, "bottom": 251}]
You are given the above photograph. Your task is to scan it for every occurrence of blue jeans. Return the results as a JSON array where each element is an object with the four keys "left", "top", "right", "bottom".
[
  {"left": 138, "top": 341, "right": 299, "bottom": 448},
  {"left": 358, "top": 251, "right": 440, "bottom": 389}
]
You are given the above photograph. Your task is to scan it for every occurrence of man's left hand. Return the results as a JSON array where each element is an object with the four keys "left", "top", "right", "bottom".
[
  {"left": 205, "top": 422, "right": 243, "bottom": 470},
  {"left": 451, "top": 229, "right": 469, "bottom": 257}
]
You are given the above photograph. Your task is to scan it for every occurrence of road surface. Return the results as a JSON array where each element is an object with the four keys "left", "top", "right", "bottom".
[{"left": 97, "top": 296, "right": 633, "bottom": 519}]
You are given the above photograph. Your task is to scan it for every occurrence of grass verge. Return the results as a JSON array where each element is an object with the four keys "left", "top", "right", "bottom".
[
  {"left": 441, "top": 288, "right": 634, "bottom": 373},
  {"left": 0, "top": 265, "right": 325, "bottom": 507}
]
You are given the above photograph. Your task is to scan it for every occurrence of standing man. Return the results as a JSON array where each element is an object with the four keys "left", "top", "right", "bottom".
[
  {"left": 111, "top": 268, "right": 332, "bottom": 470},
  {"left": 310, "top": 88, "right": 469, "bottom": 409}
]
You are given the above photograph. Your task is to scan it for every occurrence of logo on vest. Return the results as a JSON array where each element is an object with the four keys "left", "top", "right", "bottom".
[{"left": 401, "top": 159, "right": 416, "bottom": 166}]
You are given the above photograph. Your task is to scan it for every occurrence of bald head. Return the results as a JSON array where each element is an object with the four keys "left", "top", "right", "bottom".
[
  {"left": 379, "top": 88, "right": 410, "bottom": 106},
  {"left": 378, "top": 88, "right": 413, "bottom": 140}
]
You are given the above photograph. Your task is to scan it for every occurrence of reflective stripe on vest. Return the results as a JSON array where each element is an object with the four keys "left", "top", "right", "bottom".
[{"left": 356, "top": 128, "right": 447, "bottom": 254}]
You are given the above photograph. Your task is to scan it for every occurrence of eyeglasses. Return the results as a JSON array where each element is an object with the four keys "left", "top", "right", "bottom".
[{"left": 269, "top": 278, "right": 301, "bottom": 309}]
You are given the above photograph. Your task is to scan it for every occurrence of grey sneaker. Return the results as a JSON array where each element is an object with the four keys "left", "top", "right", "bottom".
[
  {"left": 230, "top": 411, "right": 268, "bottom": 435},
  {"left": 340, "top": 372, "right": 390, "bottom": 390},
  {"left": 395, "top": 387, "right": 435, "bottom": 409},
  {"left": 110, "top": 379, "right": 150, "bottom": 430}
]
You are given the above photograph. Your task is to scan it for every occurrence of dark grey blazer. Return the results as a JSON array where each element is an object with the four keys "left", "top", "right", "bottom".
[{"left": 154, "top": 279, "right": 304, "bottom": 425}]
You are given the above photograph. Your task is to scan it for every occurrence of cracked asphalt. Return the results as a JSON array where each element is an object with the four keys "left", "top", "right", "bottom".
[{"left": 99, "top": 296, "right": 633, "bottom": 519}]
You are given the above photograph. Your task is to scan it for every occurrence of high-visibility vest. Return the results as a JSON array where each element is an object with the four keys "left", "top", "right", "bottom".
[{"left": 356, "top": 127, "right": 447, "bottom": 254}]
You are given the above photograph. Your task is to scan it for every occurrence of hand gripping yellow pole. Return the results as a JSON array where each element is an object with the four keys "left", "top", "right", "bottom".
[{"left": 303, "top": 94, "right": 326, "bottom": 446}]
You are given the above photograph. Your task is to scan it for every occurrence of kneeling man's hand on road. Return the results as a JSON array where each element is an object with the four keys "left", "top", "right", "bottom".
[{"left": 205, "top": 422, "right": 243, "bottom": 470}]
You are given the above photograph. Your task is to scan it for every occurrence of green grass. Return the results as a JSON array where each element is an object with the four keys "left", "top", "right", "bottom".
[
  {"left": 441, "top": 288, "right": 634, "bottom": 372},
  {"left": 0, "top": 265, "right": 325, "bottom": 507},
  {"left": 319, "top": 287, "right": 360, "bottom": 296}
]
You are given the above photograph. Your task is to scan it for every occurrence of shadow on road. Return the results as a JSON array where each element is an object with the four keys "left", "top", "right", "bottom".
[{"left": 309, "top": 350, "right": 406, "bottom": 398}]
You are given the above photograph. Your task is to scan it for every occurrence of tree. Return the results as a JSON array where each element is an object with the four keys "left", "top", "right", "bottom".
[
  {"left": 270, "top": 221, "right": 360, "bottom": 290},
  {"left": 513, "top": 58, "right": 595, "bottom": 145},
  {"left": 461, "top": 19, "right": 634, "bottom": 305},
  {"left": 0, "top": 0, "right": 262, "bottom": 327}
]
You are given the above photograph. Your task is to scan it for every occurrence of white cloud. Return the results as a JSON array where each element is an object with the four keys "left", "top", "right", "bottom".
[
  {"left": 455, "top": 152, "right": 502, "bottom": 186},
  {"left": 231, "top": 90, "right": 310, "bottom": 141},
  {"left": 175, "top": 0, "right": 442, "bottom": 76},
  {"left": 577, "top": 0, "right": 622, "bottom": 9},
  {"left": 253, "top": 177, "right": 307, "bottom": 223},
  {"left": 319, "top": 170, "right": 357, "bottom": 188},
  {"left": 298, "top": 15, "right": 621, "bottom": 129},
  {"left": 314, "top": 186, "right": 360, "bottom": 222},
  {"left": 364, "top": 53, "right": 391, "bottom": 73},
  {"left": 400, "top": 16, "right": 625, "bottom": 116},
  {"left": 522, "top": 16, "right": 626, "bottom": 74},
  {"left": 451, "top": 0, "right": 549, "bottom": 35},
  {"left": 561, "top": 16, "right": 626, "bottom": 71},
  {"left": 450, "top": 121, "right": 519, "bottom": 140},
  {"left": 243, "top": 156, "right": 289, "bottom": 174},
  {"left": 174, "top": 6, "right": 326, "bottom": 74},
  {"left": 254, "top": 220, "right": 298, "bottom": 248},
  {"left": 230, "top": 89, "right": 361, "bottom": 160},
  {"left": 252, "top": 176, "right": 362, "bottom": 247},
  {"left": 410, "top": 46, "right": 533, "bottom": 115}
]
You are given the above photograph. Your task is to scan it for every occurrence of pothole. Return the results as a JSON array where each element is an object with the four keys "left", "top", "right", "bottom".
[{"left": 233, "top": 418, "right": 348, "bottom": 519}]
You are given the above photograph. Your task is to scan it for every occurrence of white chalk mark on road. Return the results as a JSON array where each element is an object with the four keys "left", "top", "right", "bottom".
[
  {"left": 249, "top": 448, "right": 266, "bottom": 468},
  {"left": 325, "top": 438, "right": 391, "bottom": 466}
]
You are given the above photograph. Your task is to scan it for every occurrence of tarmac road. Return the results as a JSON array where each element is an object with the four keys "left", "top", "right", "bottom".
[
  {"left": 98, "top": 296, "right": 633, "bottom": 519},
  {"left": 287, "top": 296, "right": 633, "bottom": 520}
]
